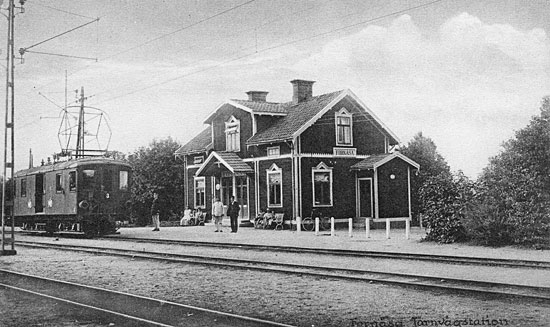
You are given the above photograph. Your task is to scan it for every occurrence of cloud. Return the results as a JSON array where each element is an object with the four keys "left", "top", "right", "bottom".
[{"left": 293, "top": 13, "right": 550, "bottom": 177}]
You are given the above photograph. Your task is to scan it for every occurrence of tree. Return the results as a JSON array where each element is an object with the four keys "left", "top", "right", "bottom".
[
  {"left": 127, "top": 137, "right": 185, "bottom": 226},
  {"left": 400, "top": 132, "right": 452, "bottom": 224},
  {"left": 467, "top": 97, "right": 550, "bottom": 247}
]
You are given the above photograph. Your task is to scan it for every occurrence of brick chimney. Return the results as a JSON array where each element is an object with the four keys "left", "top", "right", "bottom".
[
  {"left": 246, "top": 91, "right": 268, "bottom": 102},
  {"left": 291, "top": 79, "right": 315, "bottom": 103}
]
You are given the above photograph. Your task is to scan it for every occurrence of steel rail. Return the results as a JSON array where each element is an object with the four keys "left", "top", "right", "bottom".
[
  {"left": 17, "top": 241, "right": 550, "bottom": 303},
  {"left": 0, "top": 268, "right": 296, "bottom": 327},
  {"left": 100, "top": 236, "right": 550, "bottom": 270}
]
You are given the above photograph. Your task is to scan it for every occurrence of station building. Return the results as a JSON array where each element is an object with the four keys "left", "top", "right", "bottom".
[{"left": 175, "top": 80, "right": 419, "bottom": 225}]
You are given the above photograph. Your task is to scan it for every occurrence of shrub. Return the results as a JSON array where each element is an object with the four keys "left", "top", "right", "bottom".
[{"left": 420, "top": 172, "right": 473, "bottom": 243}]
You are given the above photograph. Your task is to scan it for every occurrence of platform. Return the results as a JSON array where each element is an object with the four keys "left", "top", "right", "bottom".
[{"left": 111, "top": 223, "right": 550, "bottom": 263}]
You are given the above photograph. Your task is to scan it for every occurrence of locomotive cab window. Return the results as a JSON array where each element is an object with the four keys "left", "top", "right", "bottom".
[
  {"left": 119, "top": 170, "right": 129, "bottom": 191},
  {"left": 55, "top": 174, "right": 63, "bottom": 193},
  {"left": 69, "top": 171, "right": 76, "bottom": 191},
  {"left": 82, "top": 169, "right": 95, "bottom": 188},
  {"left": 103, "top": 170, "right": 113, "bottom": 192}
]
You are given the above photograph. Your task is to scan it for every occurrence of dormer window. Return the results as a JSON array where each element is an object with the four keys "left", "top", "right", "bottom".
[
  {"left": 335, "top": 108, "right": 353, "bottom": 146},
  {"left": 225, "top": 116, "right": 240, "bottom": 152}
]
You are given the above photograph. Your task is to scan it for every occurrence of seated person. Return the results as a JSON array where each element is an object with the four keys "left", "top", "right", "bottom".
[
  {"left": 180, "top": 206, "right": 192, "bottom": 226},
  {"left": 195, "top": 208, "right": 205, "bottom": 224}
]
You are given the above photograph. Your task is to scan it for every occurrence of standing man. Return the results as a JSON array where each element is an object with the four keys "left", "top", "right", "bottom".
[
  {"left": 212, "top": 197, "right": 224, "bottom": 232},
  {"left": 151, "top": 192, "right": 160, "bottom": 231},
  {"left": 227, "top": 195, "right": 240, "bottom": 233}
]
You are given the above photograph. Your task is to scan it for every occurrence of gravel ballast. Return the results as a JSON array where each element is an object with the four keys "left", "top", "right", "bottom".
[{"left": 1, "top": 246, "right": 549, "bottom": 327}]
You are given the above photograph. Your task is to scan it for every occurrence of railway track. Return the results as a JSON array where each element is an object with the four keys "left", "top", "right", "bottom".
[
  {"left": 100, "top": 236, "right": 550, "bottom": 270},
  {"left": 0, "top": 268, "right": 295, "bottom": 327},
  {"left": 17, "top": 240, "right": 550, "bottom": 303}
]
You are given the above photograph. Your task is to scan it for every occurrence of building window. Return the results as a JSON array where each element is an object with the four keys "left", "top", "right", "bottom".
[
  {"left": 267, "top": 146, "right": 280, "bottom": 157},
  {"left": 69, "top": 171, "right": 77, "bottom": 191},
  {"left": 193, "top": 156, "right": 204, "bottom": 165},
  {"left": 55, "top": 174, "right": 63, "bottom": 193},
  {"left": 267, "top": 164, "right": 282, "bottom": 207},
  {"left": 119, "top": 171, "right": 128, "bottom": 191},
  {"left": 20, "top": 178, "right": 27, "bottom": 197},
  {"left": 312, "top": 162, "right": 333, "bottom": 207},
  {"left": 335, "top": 108, "right": 353, "bottom": 146},
  {"left": 225, "top": 116, "right": 240, "bottom": 152},
  {"left": 194, "top": 177, "right": 206, "bottom": 208}
]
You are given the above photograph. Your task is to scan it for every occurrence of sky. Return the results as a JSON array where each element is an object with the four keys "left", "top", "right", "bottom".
[{"left": 3, "top": 0, "right": 550, "bottom": 178}]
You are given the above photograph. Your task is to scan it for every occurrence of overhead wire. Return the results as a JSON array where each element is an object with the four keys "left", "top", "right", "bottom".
[
  {"left": 28, "top": 1, "right": 97, "bottom": 20},
  {"left": 84, "top": 2, "right": 322, "bottom": 102},
  {"left": 93, "top": 0, "right": 447, "bottom": 105},
  {"left": 27, "top": 0, "right": 258, "bottom": 95}
]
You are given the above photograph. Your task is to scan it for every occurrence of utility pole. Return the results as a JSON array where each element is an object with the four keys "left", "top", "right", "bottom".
[
  {"left": 2, "top": 0, "right": 24, "bottom": 256},
  {"left": 75, "top": 87, "right": 85, "bottom": 158}
]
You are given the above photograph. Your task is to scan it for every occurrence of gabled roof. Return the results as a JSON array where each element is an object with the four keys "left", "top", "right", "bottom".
[
  {"left": 246, "top": 89, "right": 400, "bottom": 146},
  {"left": 246, "top": 90, "right": 344, "bottom": 145},
  {"left": 174, "top": 127, "right": 212, "bottom": 156},
  {"left": 182, "top": 86, "right": 401, "bottom": 152},
  {"left": 350, "top": 152, "right": 420, "bottom": 171},
  {"left": 195, "top": 151, "right": 253, "bottom": 176},
  {"left": 204, "top": 100, "right": 287, "bottom": 124}
]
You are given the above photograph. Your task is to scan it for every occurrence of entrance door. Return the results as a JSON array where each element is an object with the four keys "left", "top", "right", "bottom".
[
  {"left": 358, "top": 178, "right": 373, "bottom": 219},
  {"left": 35, "top": 174, "right": 44, "bottom": 213},
  {"left": 220, "top": 175, "right": 249, "bottom": 220}
]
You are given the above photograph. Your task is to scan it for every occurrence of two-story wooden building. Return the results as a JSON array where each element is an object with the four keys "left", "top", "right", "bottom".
[{"left": 175, "top": 80, "right": 419, "bottom": 225}]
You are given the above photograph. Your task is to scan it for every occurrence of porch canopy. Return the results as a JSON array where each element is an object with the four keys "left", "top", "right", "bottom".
[
  {"left": 350, "top": 152, "right": 419, "bottom": 171},
  {"left": 195, "top": 151, "right": 254, "bottom": 176}
]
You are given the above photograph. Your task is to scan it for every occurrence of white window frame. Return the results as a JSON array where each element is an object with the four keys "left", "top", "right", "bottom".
[
  {"left": 267, "top": 146, "right": 280, "bottom": 157},
  {"left": 119, "top": 170, "right": 129, "bottom": 191},
  {"left": 335, "top": 108, "right": 353, "bottom": 146},
  {"left": 312, "top": 162, "right": 333, "bottom": 207},
  {"left": 194, "top": 176, "right": 206, "bottom": 208},
  {"left": 266, "top": 163, "right": 283, "bottom": 208},
  {"left": 225, "top": 116, "right": 241, "bottom": 152}
]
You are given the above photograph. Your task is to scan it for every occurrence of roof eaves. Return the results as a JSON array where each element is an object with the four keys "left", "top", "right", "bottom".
[
  {"left": 204, "top": 100, "right": 254, "bottom": 124},
  {"left": 246, "top": 136, "right": 292, "bottom": 146},
  {"left": 345, "top": 89, "right": 401, "bottom": 144},
  {"left": 174, "top": 143, "right": 212, "bottom": 156}
]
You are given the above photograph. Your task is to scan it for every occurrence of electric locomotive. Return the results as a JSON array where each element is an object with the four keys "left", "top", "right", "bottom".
[{"left": 13, "top": 157, "right": 132, "bottom": 236}]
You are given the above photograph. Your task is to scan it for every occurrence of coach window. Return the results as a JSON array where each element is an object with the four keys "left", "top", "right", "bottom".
[
  {"left": 312, "top": 162, "right": 333, "bottom": 207},
  {"left": 69, "top": 171, "right": 76, "bottom": 191},
  {"left": 82, "top": 169, "right": 95, "bottom": 188},
  {"left": 119, "top": 171, "right": 129, "bottom": 191},
  {"left": 20, "top": 178, "right": 27, "bottom": 197},
  {"left": 55, "top": 174, "right": 63, "bottom": 193}
]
